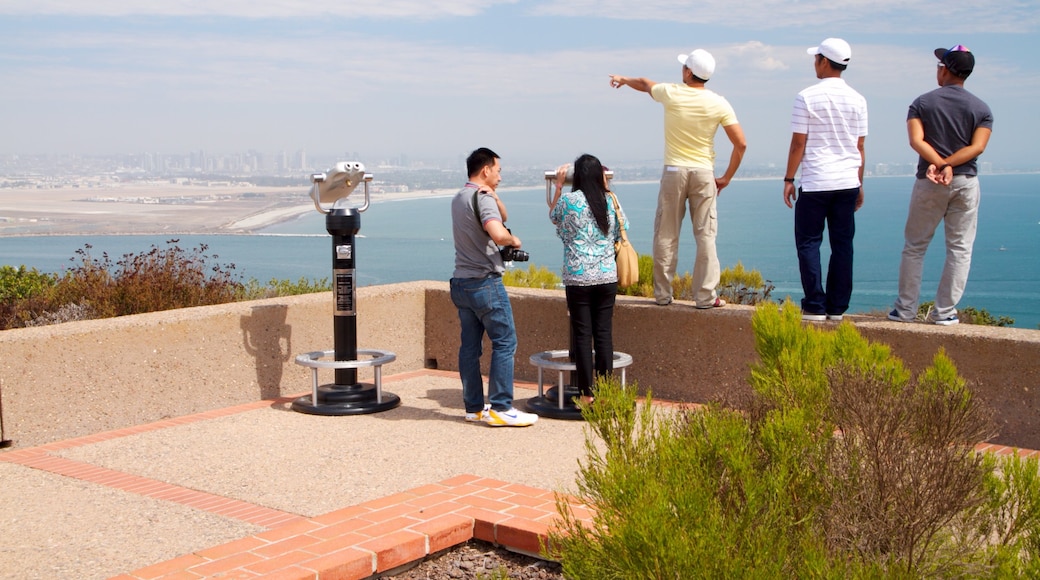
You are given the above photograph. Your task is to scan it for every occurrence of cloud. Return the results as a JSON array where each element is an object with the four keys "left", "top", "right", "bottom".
[
  {"left": 0, "top": 0, "right": 516, "bottom": 18},
  {"left": 530, "top": 0, "right": 1040, "bottom": 34}
]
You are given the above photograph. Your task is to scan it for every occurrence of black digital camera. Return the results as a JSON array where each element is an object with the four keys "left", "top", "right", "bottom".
[{"left": 500, "top": 246, "right": 529, "bottom": 262}]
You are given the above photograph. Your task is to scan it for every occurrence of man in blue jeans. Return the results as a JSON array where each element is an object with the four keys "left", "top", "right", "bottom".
[
  {"left": 449, "top": 147, "right": 538, "bottom": 427},
  {"left": 783, "top": 38, "right": 868, "bottom": 322}
]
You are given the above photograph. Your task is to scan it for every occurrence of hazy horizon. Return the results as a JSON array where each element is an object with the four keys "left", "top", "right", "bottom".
[{"left": 1, "top": 2, "right": 1036, "bottom": 170}]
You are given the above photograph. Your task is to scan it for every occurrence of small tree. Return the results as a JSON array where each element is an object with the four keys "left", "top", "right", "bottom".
[{"left": 549, "top": 301, "right": 1040, "bottom": 577}]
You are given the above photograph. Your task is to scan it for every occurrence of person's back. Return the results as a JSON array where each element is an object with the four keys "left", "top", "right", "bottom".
[
  {"left": 652, "top": 83, "right": 738, "bottom": 169},
  {"left": 451, "top": 184, "right": 502, "bottom": 280},
  {"left": 890, "top": 45, "right": 993, "bottom": 326},
  {"left": 608, "top": 48, "right": 746, "bottom": 308},
  {"left": 782, "top": 38, "right": 867, "bottom": 322},
  {"left": 794, "top": 78, "right": 867, "bottom": 191},
  {"left": 910, "top": 85, "right": 991, "bottom": 178}
]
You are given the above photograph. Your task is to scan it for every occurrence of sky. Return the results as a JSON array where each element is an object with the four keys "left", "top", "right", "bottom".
[{"left": 1, "top": 1, "right": 1038, "bottom": 171}]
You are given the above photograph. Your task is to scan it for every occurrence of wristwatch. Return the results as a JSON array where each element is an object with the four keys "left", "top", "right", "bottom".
[{"left": 783, "top": 177, "right": 795, "bottom": 183}]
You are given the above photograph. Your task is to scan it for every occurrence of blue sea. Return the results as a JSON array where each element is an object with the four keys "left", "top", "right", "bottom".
[{"left": 2, "top": 174, "right": 1038, "bottom": 329}]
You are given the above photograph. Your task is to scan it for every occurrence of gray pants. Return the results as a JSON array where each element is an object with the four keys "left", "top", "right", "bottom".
[{"left": 893, "top": 175, "right": 980, "bottom": 321}]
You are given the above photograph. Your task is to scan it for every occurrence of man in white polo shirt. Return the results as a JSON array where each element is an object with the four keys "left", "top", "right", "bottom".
[
  {"left": 609, "top": 49, "right": 746, "bottom": 308},
  {"left": 783, "top": 38, "right": 868, "bottom": 322}
]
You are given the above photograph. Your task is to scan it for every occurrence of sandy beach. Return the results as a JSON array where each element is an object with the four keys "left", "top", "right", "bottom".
[{"left": 0, "top": 183, "right": 461, "bottom": 237}]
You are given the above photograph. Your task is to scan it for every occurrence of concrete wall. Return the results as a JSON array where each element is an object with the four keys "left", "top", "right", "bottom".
[
  {"left": 0, "top": 282, "right": 427, "bottom": 448},
  {"left": 3, "top": 280, "right": 1039, "bottom": 450},
  {"left": 425, "top": 283, "right": 1040, "bottom": 449}
]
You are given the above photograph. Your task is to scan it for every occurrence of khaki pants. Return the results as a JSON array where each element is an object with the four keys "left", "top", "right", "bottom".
[{"left": 652, "top": 166, "right": 720, "bottom": 307}]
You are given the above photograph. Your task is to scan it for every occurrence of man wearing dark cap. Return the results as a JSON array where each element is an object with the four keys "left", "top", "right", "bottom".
[
  {"left": 783, "top": 38, "right": 868, "bottom": 323},
  {"left": 889, "top": 45, "right": 993, "bottom": 325}
]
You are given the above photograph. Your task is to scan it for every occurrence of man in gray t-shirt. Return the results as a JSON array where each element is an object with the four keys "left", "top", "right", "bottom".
[
  {"left": 890, "top": 45, "right": 993, "bottom": 326},
  {"left": 448, "top": 147, "right": 538, "bottom": 427}
]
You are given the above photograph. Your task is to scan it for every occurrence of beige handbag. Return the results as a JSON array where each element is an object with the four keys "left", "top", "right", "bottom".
[{"left": 608, "top": 191, "right": 638, "bottom": 287}]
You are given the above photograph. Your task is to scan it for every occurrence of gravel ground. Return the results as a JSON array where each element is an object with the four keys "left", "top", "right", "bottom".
[{"left": 383, "top": 540, "right": 565, "bottom": 579}]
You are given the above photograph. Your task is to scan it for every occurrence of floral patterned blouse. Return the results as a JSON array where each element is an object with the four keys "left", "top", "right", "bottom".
[{"left": 550, "top": 189, "right": 628, "bottom": 286}]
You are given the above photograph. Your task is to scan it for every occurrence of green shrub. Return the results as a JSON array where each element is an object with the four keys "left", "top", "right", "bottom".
[
  {"left": 549, "top": 300, "right": 1040, "bottom": 577},
  {"left": 0, "top": 265, "right": 57, "bottom": 301},
  {"left": 502, "top": 264, "right": 561, "bottom": 289},
  {"left": 918, "top": 300, "right": 1015, "bottom": 327},
  {"left": 718, "top": 261, "right": 774, "bottom": 305},
  {"left": 45, "top": 242, "right": 243, "bottom": 319},
  {"left": 237, "top": 277, "right": 331, "bottom": 300},
  {"left": 0, "top": 265, "right": 60, "bottom": 328},
  {"left": 617, "top": 257, "right": 773, "bottom": 305},
  {"left": 0, "top": 242, "right": 333, "bottom": 329},
  {"left": 617, "top": 253, "right": 654, "bottom": 296}
]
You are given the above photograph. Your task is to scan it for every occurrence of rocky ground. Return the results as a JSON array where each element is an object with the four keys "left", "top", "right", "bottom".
[{"left": 382, "top": 539, "right": 565, "bottom": 579}]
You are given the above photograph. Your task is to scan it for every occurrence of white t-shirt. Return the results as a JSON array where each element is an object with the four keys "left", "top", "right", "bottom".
[{"left": 790, "top": 77, "right": 868, "bottom": 192}]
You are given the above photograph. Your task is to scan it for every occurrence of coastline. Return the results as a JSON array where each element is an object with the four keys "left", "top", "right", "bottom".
[{"left": 0, "top": 184, "right": 467, "bottom": 238}]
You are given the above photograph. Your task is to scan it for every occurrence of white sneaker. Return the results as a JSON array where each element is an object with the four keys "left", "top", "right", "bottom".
[
  {"left": 465, "top": 404, "right": 491, "bottom": 423},
  {"left": 485, "top": 407, "right": 539, "bottom": 427}
]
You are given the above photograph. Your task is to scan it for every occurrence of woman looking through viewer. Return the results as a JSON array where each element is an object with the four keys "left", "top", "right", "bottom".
[{"left": 549, "top": 154, "right": 627, "bottom": 404}]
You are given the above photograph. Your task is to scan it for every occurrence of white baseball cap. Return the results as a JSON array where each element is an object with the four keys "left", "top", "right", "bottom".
[
  {"left": 676, "top": 49, "right": 716, "bottom": 81},
  {"left": 807, "top": 38, "right": 851, "bottom": 64}
]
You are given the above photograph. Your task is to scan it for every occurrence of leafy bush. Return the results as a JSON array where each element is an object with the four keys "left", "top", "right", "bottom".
[
  {"left": 0, "top": 265, "right": 59, "bottom": 328},
  {"left": 549, "top": 300, "right": 1040, "bottom": 577},
  {"left": 616, "top": 256, "right": 773, "bottom": 305},
  {"left": 617, "top": 253, "right": 654, "bottom": 296},
  {"left": 718, "top": 260, "right": 774, "bottom": 305},
  {"left": 502, "top": 264, "right": 561, "bottom": 289},
  {"left": 44, "top": 242, "right": 243, "bottom": 319},
  {"left": 0, "top": 241, "right": 332, "bottom": 329},
  {"left": 0, "top": 265, "right": 57, "bottom": 301},
  {"left": 237, "top": 277, "right": 331, "bottom": 300},
  {"left": 918, "top": 300, "right": 1015, "bottom": 327}
]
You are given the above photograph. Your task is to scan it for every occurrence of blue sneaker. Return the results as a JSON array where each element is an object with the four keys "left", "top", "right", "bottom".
[
  {"left": 932, "top": 314, "right": 959, "bottom": 326},
  {"left": 888, "top": 309, "right": 910, "bottom": 322}
]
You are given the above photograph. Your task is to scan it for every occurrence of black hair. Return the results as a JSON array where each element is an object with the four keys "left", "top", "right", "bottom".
[
  {"left": 570, "top": 153, "right": 610, "bottom": 235},
  {"left": 683, "top": 65, "right": 709, "bottom": 84},
  {"left": 466, "top": 147, "right": 499, "bottom": 178},
  {"left": 817, "top": 54, "right": 848, "bottom": 72}
]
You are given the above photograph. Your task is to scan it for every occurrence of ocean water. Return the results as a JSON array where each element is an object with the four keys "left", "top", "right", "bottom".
[{"left": 2, "top": 174, "right": 1038, "bottom": 329}]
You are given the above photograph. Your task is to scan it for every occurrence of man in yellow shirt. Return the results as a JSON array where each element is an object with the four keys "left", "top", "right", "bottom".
[{"left": 610, "top": 49, "right": 746, "bottom": 308}]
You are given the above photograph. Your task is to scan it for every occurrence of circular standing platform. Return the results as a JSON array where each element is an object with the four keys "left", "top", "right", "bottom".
[
  {"left": 523, "top": 350, "right": 633, "bottom": 420},
  {"left": 291, "top": 349, "right": 400, "bottom": 415}
]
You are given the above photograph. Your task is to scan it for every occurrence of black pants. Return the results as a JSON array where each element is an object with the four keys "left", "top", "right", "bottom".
[{"left": 565, "top": 282, "right": 618, "bottom": 396}]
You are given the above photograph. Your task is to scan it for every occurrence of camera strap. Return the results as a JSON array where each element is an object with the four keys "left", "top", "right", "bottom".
[{"left": 472, "top": 189, "right": 492, "bottom": 238}]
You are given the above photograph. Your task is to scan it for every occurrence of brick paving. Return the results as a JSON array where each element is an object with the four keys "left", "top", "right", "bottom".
[{"left": 2, "top": 368, "right": 1035, "bottom": 580}]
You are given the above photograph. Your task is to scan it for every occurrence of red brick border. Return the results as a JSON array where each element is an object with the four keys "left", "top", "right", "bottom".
[{"left": 3, "top": 369, "right": 1036, "bottom": 579}]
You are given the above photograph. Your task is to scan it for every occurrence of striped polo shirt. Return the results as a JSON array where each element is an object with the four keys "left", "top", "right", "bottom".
[{"left": 790, "top": 77, "right": 868, "bottom": 192}]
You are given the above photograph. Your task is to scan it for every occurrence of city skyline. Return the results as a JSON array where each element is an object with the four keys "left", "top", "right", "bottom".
[{"left": 1, "top": 2, "right": 1037, "bottom": 170}]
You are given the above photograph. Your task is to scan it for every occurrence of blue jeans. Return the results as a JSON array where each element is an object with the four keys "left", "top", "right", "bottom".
[
  {"left": 794, "top": 187, "right": 858, "bottom": 316},
  {"left": 449, "top": 276, "right": 517, "bottom": 413}
]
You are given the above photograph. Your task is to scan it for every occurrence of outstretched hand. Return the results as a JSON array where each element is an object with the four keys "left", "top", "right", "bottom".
[{"left": 609, "top": 75, "right": 627, "bottom": 89}]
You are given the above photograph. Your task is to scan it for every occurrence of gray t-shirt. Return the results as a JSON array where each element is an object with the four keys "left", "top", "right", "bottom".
[
  {"left": 451, "top": 183, "right": 506, "bottom": 279},
  {"left": 908, "top": 85, "right": 993, "bottom": 178}
]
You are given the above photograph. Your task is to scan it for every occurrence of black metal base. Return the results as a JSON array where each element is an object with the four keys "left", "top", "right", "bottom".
[
  {"left": 291, "top": 382, "right": 400, "bottom": 416},
  {"left": 523, "top": 385, "right": 585, "bottom": 420}
]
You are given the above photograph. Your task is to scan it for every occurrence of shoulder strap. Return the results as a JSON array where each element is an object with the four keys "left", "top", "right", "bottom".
[
  {"left": 472, "top": 189, "right": 492, "bottom": 238},
  {"left": 607, "top": 191, "right": 629, "bottom": 242}
]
